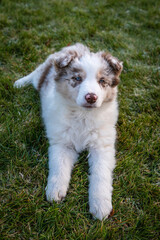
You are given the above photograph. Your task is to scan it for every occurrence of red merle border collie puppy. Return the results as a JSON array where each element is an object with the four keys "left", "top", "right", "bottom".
[{"left": 14, "top": 43, "right": 123, "bottom": 220}]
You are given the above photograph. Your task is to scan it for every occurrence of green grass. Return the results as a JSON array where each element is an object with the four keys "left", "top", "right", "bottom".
[{"left": 0, "top": 0, "right": 160, "bottom": 239}]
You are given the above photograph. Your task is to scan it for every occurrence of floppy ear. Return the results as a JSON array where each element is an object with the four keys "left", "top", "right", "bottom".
[
  {"left": 101, "top": 52, "right": 123, "bottom": 75},
  {"left": 101, "top": 52, "right": 123, "bottom": 87},
  {"left": 54, "top": 50, "right": 78, "bottom": 69}
]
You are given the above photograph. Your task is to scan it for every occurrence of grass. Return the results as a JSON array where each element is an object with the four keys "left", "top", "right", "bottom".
[{"left": 0, "top": 0, "right": 160, "bottom": 239}]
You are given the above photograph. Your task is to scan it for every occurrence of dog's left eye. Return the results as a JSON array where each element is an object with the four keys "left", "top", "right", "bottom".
[
  {"left": 99, "top": 78, "right": 106, "bottom": 84},
  {"left": 73, "top": 76, "right": 82, "bottom": 81}
]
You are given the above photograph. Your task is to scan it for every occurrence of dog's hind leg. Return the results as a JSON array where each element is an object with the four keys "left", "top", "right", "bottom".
[{"left": 14, "top": 71, "right": 36, "bottom": 88}]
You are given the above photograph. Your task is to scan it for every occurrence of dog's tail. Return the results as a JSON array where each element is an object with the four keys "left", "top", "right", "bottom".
[{"left": 14, "top": 54, "right": 54, "bottom": 90}]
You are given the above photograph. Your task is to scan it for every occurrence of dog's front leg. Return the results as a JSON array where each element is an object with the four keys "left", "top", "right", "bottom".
[
  {"left": 46, "top": 144, "right": 77, "bottom": 202},
  {"left": 88, "top": 146, "right": 116, "bottom": 220}
]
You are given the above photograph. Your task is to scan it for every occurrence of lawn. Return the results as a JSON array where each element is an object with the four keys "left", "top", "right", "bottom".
[{"left": 0, "top": 0, "right": 160, "bottom": 239}]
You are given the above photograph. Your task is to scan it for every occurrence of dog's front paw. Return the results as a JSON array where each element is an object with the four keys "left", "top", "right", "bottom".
[
  {"left": 89, "top": 197, "right": 113, "bottom": 220},
  {"left": 45, "top": 180, "right": 68, "bottom": 203},
  {"left": 14, "top": 79, "right": 23, "bottom": 88}
]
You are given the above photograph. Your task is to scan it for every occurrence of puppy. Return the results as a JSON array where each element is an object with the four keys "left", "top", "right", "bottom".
[{"left": 14, "top": 43, "right": 123, "bottom": 220}]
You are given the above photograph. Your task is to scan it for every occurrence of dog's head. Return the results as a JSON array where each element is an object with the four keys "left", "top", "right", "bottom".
[{"left": 53, "top": 43, "right": 123, "bottom": 108}]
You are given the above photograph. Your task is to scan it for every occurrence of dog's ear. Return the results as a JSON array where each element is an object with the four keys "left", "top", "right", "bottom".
[
  {"left": 101, "top": 52, "right": 123, "bottom": 75},
  {"left": 101, "top": 52, "right": 123, "bottom": 87},
  {"left": 54, "top": 50, "right": 78, "bottom": 69}
]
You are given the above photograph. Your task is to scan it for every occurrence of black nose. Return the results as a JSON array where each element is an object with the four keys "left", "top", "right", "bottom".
[{"left": 85, "top": 93, "right": 98, "bottom": 104}]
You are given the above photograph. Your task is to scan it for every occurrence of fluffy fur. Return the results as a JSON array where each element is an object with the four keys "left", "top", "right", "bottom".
[{"left": 14, "top": 43, "right": 123, "bottom": 220}]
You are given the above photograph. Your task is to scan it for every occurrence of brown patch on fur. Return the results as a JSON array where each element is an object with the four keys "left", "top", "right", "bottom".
[
  {"left": 38, "top": 63, "right": 52, "bottom": 91},
  {"left": 97, "top": 70, "right": 109, "bottom": 88},
  {"left": 54, "top": 50, "right": 78, "bottom": 69},
  {"left": 111, "top": 76, "right": 120, "bottom": 87},
  {"left": 54, "top": 68, "right": 67, "bottom": 82},
  {"left": 101, "top": 52, "right": 122, "bottom": 73},
  {"left": 96, "top": 68, "right": 118, "bottom": 102},
  {"left": 97, "top": 68, "right": 119, "bottom": 88},
  {"left": 69, "top": 67, "right": 86, "bottom": 88},
  {"left": 70, "top": 78, "right": 82, "bottom": 88},
  {"left": 71, "top": 67, "right": 84, "bottom": 74},
  {"left": 55, "top": 64, "right": 86, "bottom": 89}
]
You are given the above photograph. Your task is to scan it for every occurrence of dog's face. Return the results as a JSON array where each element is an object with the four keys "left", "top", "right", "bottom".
[{"left": 54, "top": 44, "right": 123, "bottom": 108}]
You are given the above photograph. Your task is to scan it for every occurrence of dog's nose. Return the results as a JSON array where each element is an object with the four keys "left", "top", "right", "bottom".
[{"left": 85, "top": 93, "right": 98, "bottom": 104}]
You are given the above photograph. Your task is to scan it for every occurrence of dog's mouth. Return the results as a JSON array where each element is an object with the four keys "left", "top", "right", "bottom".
[
  {"left": 82, "top": 104, "right": 97, "bottom": 109},
  {"left": 84, "top": 106, "right": 93, "bottom": 108}
]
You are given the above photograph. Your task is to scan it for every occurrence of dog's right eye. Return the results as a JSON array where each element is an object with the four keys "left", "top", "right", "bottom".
[{"left": 72, "top": 76, "right": 82, "bottom": 81}]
